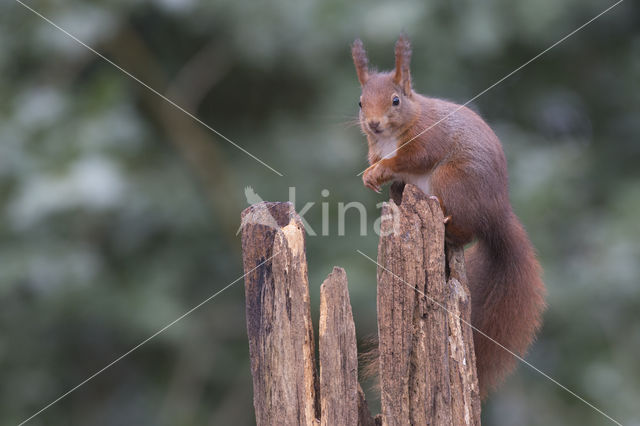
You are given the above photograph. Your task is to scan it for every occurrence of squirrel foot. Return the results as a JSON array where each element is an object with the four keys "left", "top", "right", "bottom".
[{"left": 429, "top": 195, "right": 451, "bottom": 224}]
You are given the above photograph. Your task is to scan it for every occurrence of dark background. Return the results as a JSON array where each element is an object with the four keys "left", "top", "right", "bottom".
[{"left": 1, "top": 0, "right": 639, "bottom": 424}]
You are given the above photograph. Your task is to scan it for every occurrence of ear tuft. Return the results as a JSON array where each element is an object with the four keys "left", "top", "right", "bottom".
[
  {"left": 352, "top": 38, "right": 369, "bottom": 86},
  {"left": 394, "top": 33, "right": 412, "bottom": 95}
]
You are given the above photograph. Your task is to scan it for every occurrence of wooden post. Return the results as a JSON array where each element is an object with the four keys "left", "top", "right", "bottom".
[
  {"left": 319, "top": 267, "right": 358, "bottom": 425},
  {"left": 241, "top": 202, "right": 319, "bottom": 425},
  {"left": 319, "top": 267, "right": 375, "bottom": 426},
  {"left": 377, "top": 183, "right": 481, "bottom": 425},
  {"left": 241, "top": 185, "right": 480, "bottom": 425}
]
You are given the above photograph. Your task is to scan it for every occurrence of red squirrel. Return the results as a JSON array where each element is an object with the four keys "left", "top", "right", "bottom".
[{"left": 353, "top": 35, "right": 546, "bottom": 399}]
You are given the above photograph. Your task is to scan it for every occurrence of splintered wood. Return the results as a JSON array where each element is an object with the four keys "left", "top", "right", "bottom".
[
  {"left": 377, "top": 183, "right": 480, "bottom": 425},
  {"left": 241, "top": 202, "right": 319, "bottom": 425},
  {"left": 241, "top": 184, "right": 480, "bottom": 426}
]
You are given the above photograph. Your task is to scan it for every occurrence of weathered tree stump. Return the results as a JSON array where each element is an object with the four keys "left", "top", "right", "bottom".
[
  {"left": 240, "top": 202, "right": 319, "bottom": 425},
  {"left": 319, "top": 267, "right": 358, "bottom": 425},
  {"left": 377, "top": 183, "right": 481, "bottom": 425},
  {"left": 241, "top": 184, "right": 480, "bottom": 425}
]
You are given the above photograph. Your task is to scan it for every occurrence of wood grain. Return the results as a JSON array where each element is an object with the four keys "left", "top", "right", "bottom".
[
  {"left": 241, "top": 202, "right": 319, "bottom": 426},
  {"left": 319, "top": 267, "right": 367, "bottom": 426},
  {"left": 241, "top": 187, "right": 480, "bottom": 425},
  {"left": 377, "top": 184, "right": 481, "bottom": 426}
]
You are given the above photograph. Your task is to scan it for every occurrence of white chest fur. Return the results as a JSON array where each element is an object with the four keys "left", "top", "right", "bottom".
[
  {"left": 370, "top": 135, "right": 432, "bottom": 194},
  {"left": 371, "top": 135, "right": 398, "bottom": 160},
  {"left": 400, "top": 173, "right": 432, "bottom": 195}
]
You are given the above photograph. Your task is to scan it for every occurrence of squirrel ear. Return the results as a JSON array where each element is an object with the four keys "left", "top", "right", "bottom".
[
  {"left": 393, "top": 34, "right": 412, "bottom": 95},
  {"left": 352, "top": 39, "right": 369, "bottom": 86}
]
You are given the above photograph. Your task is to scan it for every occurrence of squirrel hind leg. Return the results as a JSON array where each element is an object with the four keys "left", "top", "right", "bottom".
[
  {"left": 429, "top": 167, "right": 490, "bottom": 247},
  {"left": 444, "top": 220, "right": 474, "bottom": 247}
]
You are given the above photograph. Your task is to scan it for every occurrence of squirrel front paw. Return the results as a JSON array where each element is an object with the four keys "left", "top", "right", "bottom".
[
  {"left": 363, "top": 172, "right": 380, "bottom": 193},
  {"left": 363, "top": 164, "right": 382, "bottom": 193},
  {"left": 363, "top": 163, "right": 393, "bottom": 193}
]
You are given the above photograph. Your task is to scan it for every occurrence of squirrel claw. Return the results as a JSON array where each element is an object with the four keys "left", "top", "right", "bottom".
[
  {"left": 363, "top": 167, "right": 382, "bottom": 193},
  {"left": 364, "top": 182, "right": 381, "bottom": 193},
  {"left": 363, "top": 179, "right": 380, "bottom": 193},
  {"left": 429, "top": 196, "right": 450, "bottom": 223}
]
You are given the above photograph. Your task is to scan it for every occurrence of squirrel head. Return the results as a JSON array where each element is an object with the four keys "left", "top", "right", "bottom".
[{"left": 352, "top": 35, "right": 417, "bottom": 139}]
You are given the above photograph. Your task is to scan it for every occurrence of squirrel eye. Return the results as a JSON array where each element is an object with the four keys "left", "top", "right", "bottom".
[
  {"left": 392, "top": 96, "right": 400, "bottom": 106},
  {"left": 358, "top": 100, "right": 362, "bottom": 108}
]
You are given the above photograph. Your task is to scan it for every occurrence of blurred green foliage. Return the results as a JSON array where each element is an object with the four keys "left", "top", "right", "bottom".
[{"left": 1, "top": 0, "right": 639, "bottom": 424}]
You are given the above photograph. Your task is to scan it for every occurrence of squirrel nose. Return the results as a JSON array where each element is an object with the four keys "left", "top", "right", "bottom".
[{"left": 368, "top": 120, "right": 380, "bottom": 131}]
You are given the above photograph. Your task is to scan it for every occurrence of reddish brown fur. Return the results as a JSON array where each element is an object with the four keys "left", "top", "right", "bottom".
[
  {"left": 393, "top": 34, "right": 412, "bottom": 95},
  {"left": 351, "top": 39, "right": 370, "bottom": 87},
  {"left": 353, "top": 36, "right": 546, "bottom": 399}
]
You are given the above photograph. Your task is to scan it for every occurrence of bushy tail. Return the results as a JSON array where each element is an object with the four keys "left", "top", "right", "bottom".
[
  {"left": 466, "top": 212, "right": 546, "bottom": 399},
  {"left": 358, "top": 213, "right": 545, "bottom": 400},
  {"left": 358, "top": 337, "right": 380, "bottom": 394}
]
